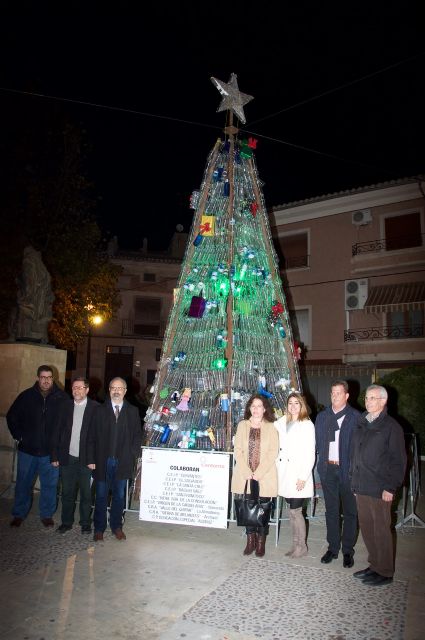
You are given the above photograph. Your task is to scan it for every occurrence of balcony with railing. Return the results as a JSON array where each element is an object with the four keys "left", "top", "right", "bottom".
[
  {"left": 352, "top": 234, "right": 424, "bottom": 257},
  {"left": 281, "top": 254, "right": 310, "bottom": 270},
  {"left": 122, "top": 319, "right": 166, "bottom": 339},
  {"left": 351, "top": 234, "right": 425, "bottom": 274},
  {"left": 344, "top": 325, "right": 424, "bottom": 342}
]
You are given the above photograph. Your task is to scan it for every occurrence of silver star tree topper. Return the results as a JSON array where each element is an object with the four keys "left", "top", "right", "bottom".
[{"left": 211, "top": 73, "right": 254, "bottom": 125}]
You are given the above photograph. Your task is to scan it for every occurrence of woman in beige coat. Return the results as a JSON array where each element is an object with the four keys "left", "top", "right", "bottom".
[
  {"left": 232, "top": 394, "right": 279, "bottom": 557},
  {"left": 275, "top": 392, "right": 316, "bottom": 557}
]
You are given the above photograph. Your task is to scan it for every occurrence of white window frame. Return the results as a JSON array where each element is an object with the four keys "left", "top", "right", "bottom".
[{"left": 289, "top": 305, "right": 312, "bottom": 350}]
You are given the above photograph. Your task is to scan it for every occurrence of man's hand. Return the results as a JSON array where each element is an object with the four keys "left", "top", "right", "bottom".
[
  {"left": 87, "top": 464, "right": 95, "bottom": 470},
  {"left": 382, "top": 490, "right": 393, "bottom": 502},
  {"left": 51, "top": 461, "right": 59, "bottom": 467}
]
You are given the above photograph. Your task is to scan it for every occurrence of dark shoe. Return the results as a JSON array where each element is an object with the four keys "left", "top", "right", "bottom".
[
  {"left": 10, "top": 517, "right": 23, "bottom": 527},
  {"left": 343, "top": 553, "right": 354, "bottom": 568},
  {"left": 243, "top": 533, "right": 257, "bottom": 556},
  {"left": 321, "top": 550, "right": 338, "bottom": 564},
  {"left": 81, "top": 525, "right": 92, "bottom": 534},
  {"left": 362, "top": 573, "right": 393, "bottom": 586},
  {"left": 112, "top": 528, "right": 126, "bottom": 540},
  {"left": 255, "top": 534, "right": 266, "bottom": 557},
  {"left": 94, "top": 532, "right": 104, "bottom": 542},
  {"left": 57, "top": 524, "right": 72, "bottom": 534},
  {"left": 353, "top": 567, "right": 374, "bottom": 579},
  {"left": 41, "top": 518, "right": 54, "bottom": 527}
]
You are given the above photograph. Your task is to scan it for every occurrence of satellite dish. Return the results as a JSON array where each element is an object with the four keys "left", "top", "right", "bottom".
[{"left": 176, "top": 224, "right": 184, "bottom": 232}]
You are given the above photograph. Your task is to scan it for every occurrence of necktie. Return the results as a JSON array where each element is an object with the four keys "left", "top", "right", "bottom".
[{"left": 114, "top": 405, "right": 120, "bottom": 422}]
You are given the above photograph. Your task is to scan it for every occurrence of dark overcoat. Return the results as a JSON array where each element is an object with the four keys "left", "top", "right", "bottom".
[
  {"left": 51, "top": 397, "right": 99, "bottom": 466},
  {"left": 87, "top": 399, "right": 142, "bottom": 481}
]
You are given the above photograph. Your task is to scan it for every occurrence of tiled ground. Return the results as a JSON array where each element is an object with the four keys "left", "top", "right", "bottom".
[
  {"left": 185, "top": 560, "right": 408, "bottom": 640},
  {"left": 0, "top": 490, "right": 423, "bottom": 640},
  {"left": 0, "top": 517, "right": 96, "bottom": 576}
]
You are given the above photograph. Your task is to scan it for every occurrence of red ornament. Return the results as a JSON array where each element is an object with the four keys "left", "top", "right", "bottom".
[
  {"left": 248, "top": 137, "right": 258, "bottom": 149},
  {"left": 271, "top": 301, "right": 284, "bottom": 317},
  {"left": 200, "top": 221, "right": 212, "bottom": 234},
  {"left": 250, "top": 202, "right": 259, "bottom": 217}
]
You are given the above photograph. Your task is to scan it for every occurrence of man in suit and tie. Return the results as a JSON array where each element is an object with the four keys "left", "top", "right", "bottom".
[
  {"left": 51, "top": 377, "right": 98, "bottom": 534},
  {"left": 88, "top": 377, "right": 142, "bottom": 541}
]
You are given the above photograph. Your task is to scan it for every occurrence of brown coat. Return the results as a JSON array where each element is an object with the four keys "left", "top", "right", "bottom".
[{"left": 231, "top": 419, "right": 279, "bottom": 497}]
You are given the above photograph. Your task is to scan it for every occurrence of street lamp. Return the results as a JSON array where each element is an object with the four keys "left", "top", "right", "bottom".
[{"left": 85, "top": 313, "right": 103, "bottom": 380}]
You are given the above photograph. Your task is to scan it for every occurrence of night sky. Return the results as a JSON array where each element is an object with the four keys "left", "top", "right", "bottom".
[{"left": 1, "top": 6, "right": 424, "bottom": 250}]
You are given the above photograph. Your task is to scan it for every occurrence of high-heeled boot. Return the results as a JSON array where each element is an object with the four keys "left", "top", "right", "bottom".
[
  {"left": 286, "top": 509, "right": 297, "bottom": 556},
  {"left": 243, "top": 533, "right": 257, "bottom": 555},
  {"left": 290, "top": 507, "right": 308, "bottom": 558},
  {"left": 255, "top": 534, "right": 266, "bottom": 557}
]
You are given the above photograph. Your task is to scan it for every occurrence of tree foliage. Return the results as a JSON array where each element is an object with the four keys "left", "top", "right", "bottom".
[
  {"left": 377, "top": 365, "right": 425, "bottom": 455},
  {"left": 0, "top": 116, "right": 120, "bottom": 350}
]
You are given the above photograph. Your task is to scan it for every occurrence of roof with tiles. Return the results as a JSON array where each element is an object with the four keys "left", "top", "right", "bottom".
[{"left": 272, "top": 175, "right": 424, "bottom": 211}]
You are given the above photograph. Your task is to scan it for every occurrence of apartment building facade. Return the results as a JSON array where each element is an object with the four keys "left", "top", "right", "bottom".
[
  {"left": 270, "top": 178, "right": 425, "bottom": 407},
  {"left": 74, "top": 232, "right": 186, "bottom": 398}
]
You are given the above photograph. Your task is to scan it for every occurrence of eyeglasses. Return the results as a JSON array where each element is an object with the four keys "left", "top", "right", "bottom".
[
  {"left": 365, "top": 396, "right": 383, "bottom": 401},
  {"left": 110, "top": 386, "right": 126, "bottom": 392},
  {"left": 73, "top": 386, "right": 87, "bottom": 391},
  {"left": 39, "top": 375, "right": 53, "bottom": 380}
]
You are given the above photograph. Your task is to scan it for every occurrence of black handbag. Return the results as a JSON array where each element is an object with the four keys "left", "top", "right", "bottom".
[{"left": 234, "top": 480, "right": 273, "bottom": 528}]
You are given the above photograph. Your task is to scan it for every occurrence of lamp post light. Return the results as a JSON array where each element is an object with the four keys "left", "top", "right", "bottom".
[{"left": 85, "top": 313, "right": 103, "bottom": 380}]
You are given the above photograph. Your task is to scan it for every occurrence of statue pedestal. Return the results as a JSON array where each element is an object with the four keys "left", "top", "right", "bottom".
[{"left": 0, "top": 343, "right": 67, "bottom": 490}]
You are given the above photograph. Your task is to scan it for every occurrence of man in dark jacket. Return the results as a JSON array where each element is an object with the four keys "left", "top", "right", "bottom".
[
  {"left": 350, "top": 384, "right": 406, "bottom": 586},
  {"left": 7, "top": 365, "right": 68, "bottom": 527},
  {"left": 87, "top": 377, "right": 142, "bottom": 541},
  {"left": 51, "top": 377, "right": 98, "bottom": 534},
  {"left": 315, "top": 380, "right": 360, "bottom": 568}
]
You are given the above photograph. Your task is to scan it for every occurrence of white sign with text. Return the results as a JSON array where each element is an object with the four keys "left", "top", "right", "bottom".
[{"left": 139, "top": 448, "right": 230, "bottom": 529}]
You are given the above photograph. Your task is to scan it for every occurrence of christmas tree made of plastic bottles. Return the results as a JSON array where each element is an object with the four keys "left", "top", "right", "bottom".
[{"left": 144, "top": 74, "right": 301, "bottom": 452}]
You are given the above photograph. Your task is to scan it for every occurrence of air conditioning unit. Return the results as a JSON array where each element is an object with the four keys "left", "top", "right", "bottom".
[
  {"left": 344, "top": 279, "right": 368, "bottom": 310},
  {"left": 352, "top": 209, "right": 372, "bottom": 226}
]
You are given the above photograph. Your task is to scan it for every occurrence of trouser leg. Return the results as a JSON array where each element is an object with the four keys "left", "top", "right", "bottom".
[
  {"left": 356, "top": 494, "right": 379, "bottom": 572},
  {"left": 60, "top": 457, "right": 79, "bottom": 526},
  {"left": 340, "top": 480, "right": 358, "bottom": 555},
  {"left": 93, "top": 480, "right": 108, "bottom": 533},
  {"left": 373, "top": 499, "right": 394, "bottom": 577},
  {"left": 78, "top": 463, "right": 93, "bottom": 527},
  {"left": 12, "top": 451, "right": 37, "bottom": 519},
  {"left": 109, "top": 479, "right": 127, "bottom": 531},
  {"left": 106, "top": 457, "right": 126, "bottom": 532},
  {"left": 357, "top": 494, "right": 394, "bottom": 577},
  {"left": 322, "top": 465, "right": 341, "bottom": 554},
  {"left": 38, "top": 455, "right": 59, "bottom": 519}
]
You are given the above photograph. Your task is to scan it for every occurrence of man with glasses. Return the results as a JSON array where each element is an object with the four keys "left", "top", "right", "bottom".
[
  {"left": 88, "top": 377, "right": 142, "bottom": 541},
  {"left": 7, "top": 365, "right": 68, "bottom": 527},
  {"left": 350, "top": 384, "right": 407, "bottom": 586},
  {"left": 51, "top": 377, "right": 98, "bottom": 535},
  {"left": 315, "top": 380, "right": 360, "bottom": 568}
]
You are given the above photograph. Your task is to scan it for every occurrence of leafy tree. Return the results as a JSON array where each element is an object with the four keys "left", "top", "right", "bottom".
[
  {"left": 0, "top": 116, "right": 120, "bottom": 349},
  {"left": 377, "top": 366, "right": 425, "bottom": 455},
  {"left": 356, "top": 365, "right": 425, "bottom": 454}
]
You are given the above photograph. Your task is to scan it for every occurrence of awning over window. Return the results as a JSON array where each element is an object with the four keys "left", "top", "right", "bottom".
[{"left": 364, "top": 282, "right": 425, "bottom": 313}]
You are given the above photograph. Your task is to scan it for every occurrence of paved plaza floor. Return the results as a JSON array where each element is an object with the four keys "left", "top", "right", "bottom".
[{"left": 0, "top": 485, "right": 424, "bottom": 640}]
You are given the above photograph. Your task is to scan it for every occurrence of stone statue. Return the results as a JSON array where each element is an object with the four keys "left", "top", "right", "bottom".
[{"left": 8, "top": 246, "right": 54, "bottom": 344}]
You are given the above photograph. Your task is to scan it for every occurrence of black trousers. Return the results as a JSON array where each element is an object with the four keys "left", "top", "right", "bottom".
[
  {"left": 60, "top": 455, "right": 92, "bottom": 527},
  {"left": 321, "top": 463, "right": 358, "bottom": 555}
]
